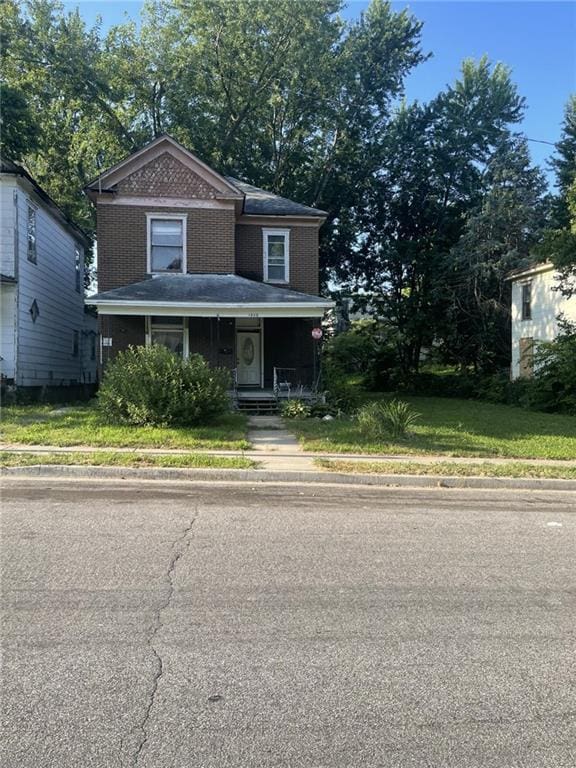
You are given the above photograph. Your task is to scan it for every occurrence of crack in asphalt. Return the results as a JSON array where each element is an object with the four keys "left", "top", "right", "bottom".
[{"left": 127, "top": 512, "right": 199, "bottom": 767}]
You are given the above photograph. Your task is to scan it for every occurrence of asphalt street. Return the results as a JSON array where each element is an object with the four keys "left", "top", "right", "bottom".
[{"left": 1, "top": 478, "right": 575, "bottom": 767}]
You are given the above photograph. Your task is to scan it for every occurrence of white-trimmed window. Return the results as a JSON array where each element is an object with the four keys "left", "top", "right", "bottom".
[
  {"left": 521, "top": 281, "right": 532, "bottom": 321},
  {"left": 27, "top": 204, "right": 37, "bottom": 263},
  {"left": 75, "top": 245, "right": 82, "bottom": 292},
  {"left": 147, "top": 214, "right": 187, "bottom": 273},
  {"left": 263, "top": 228, "right": 289, "bottom": 283},
  {"left": 146, "top": 316, "right": 188, "bottom": 357}
]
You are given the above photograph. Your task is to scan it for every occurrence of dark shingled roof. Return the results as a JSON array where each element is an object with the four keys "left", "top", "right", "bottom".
[
  {"left": 226, "top": 177, "right": 327, "bottom": 218},
  {"left": 88, "top": 274, "right": 332, "bottom": 305}
]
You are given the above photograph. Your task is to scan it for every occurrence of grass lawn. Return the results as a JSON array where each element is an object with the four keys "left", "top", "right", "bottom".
[
  {"left": 0, "top": 451, "right": 257, "bottom": 469},
  {"left": 289, "top": 396, "right": 576, "bottom": 460},
  {"left": 315, "top": 459, "right": 576, "bottom": 480},
  {"left": 1, "top": 403, "right": 250, "bottom": 450}
]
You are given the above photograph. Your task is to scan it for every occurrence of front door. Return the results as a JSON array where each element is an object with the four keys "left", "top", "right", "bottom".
[{"left": 236, "top": 331, "right": 261, "bottom": 386}]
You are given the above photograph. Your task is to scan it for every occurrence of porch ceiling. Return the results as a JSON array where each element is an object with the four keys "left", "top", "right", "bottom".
[{"left": 87, "top": 273, "right": 334, "bottom": 317}]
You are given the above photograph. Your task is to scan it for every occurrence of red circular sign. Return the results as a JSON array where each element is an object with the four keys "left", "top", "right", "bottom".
[{"left": 311, "top": 327, "right": 323, "bottom": 340}]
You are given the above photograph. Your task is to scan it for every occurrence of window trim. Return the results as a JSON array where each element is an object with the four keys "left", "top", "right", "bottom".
[
  {"left": 27, "top": 203, "right": 37, "bottom": 264},
  {"left": 75, "top": 244, "right": 83, "bottom": 292},
  {"left": 263, "top": 228, "right": 290, "bottom": 284},
  {"left": 72, "top": 330, "right": 79, "bottom": 358},
  {"left": 521, "top": 281, "right": 532, "bottom": 321},
  {"left": 145, "top": 316, "right": 189, "bottom": 358},
  {"left": 146, "top": 213, "right": 187, "bottom": 274}
]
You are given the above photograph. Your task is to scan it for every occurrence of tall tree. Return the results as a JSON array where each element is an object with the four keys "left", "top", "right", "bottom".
[
  {"left": 443, "top": 136, "right": 546, "bottom": 371},
  {"left": 540, "top": 96, "right": 576, "bottom": 295},
  {"left": 338, "top": 58, "right": 528, "bottom": 374}
]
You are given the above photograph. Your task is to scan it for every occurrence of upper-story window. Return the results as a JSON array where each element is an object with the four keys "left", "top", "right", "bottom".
[
  {"left": 75, "top": 245, "right": 82, "bottom": 292},
  {"left": 263, "top": 229, "right": 290, "bottom": 283},
  {"left": 27, "top": 204, "right": 37, "bottom": 263},
  {"left": 147, "top": 214, "right": 187, "bottom": 273},
  {"left": 521, "top": 282, "right": 532, "bottom": 321}
]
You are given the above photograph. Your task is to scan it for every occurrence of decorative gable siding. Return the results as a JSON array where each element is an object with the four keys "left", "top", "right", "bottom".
[
  {"left": 116, "top": 152, "right": 220, "bottom": 199},
  {"left": 96, "top": 204, "right": 236, "bottom": 291},
  {"left": 510, "top": 268, "right": 576, "bottom": 379},
  {"left": 235, "top": 224, "right": 319, "bottom": 295}
]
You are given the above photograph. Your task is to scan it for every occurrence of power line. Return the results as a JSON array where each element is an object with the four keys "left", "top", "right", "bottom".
[{"left": 526, "top": 137, "right": 556, "bottom": 147}]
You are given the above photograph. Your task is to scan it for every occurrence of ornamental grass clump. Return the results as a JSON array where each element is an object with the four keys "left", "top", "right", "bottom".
[
  {"left": 281, "top": 399, "right": 311, "bottom": 419},
  {"left": 98, "top": 345, "right": 231, "bottom": 426},
  {"left": 356, "top": 399, "right": 420, "bottom": 440}
]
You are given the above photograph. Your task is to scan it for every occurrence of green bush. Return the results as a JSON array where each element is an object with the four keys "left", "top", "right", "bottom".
[
  {"left": 356, "top": 399, "right": 421, "bottom": 440},
  {"left": 528, "top": 330, "right": 576, "bottom": 414},
  {"left": 98, "top": 345, "right": 231, "bottom": 426},
  {"left": 281, "top": 399, "right": 312, "bottom": 419},
  {"left": 322, "top": 362, "right": 362, "bottom": 413}
]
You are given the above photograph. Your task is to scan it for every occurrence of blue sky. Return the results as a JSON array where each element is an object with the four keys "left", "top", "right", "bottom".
[{"left": 65, "top": 1, "right": 575, "bottom": 185}]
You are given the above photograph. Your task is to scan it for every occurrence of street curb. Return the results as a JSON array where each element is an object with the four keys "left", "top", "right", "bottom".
[{"left": 3, "top": 464, "right": 576, "bottom": 490}]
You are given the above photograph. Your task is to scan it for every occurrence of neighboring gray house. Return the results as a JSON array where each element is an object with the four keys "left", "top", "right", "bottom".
[{"left": 0, "top": 159, "right": 97, "bottom": 396}]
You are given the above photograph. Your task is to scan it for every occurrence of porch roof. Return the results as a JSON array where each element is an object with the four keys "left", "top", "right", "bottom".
[{"left": 87, "top": 274, "right": 334, "bottom": 318}]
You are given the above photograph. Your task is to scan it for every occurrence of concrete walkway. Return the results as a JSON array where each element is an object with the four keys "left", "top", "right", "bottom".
[{"left": 246, "top": 415, "right": 316, "bottom": 470}]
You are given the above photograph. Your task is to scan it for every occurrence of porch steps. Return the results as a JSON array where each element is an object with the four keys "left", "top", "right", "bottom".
[{"left": 236, "top": 396, "right": 279, "bottom": 414}]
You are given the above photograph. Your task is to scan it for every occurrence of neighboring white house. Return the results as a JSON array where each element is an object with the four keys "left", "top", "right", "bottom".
[
  {"left": 508, "top": 262, "right": 576, "bottom": 379},
  {"left": 0, "top": 158, "right": 98, "bottom": 395}
]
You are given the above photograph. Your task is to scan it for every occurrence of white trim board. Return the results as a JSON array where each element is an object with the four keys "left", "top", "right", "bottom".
[{"left": 90, "top": 301, "right": 332, "bottom": 318}]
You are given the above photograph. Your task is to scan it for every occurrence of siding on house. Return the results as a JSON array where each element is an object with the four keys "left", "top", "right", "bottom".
[
  {"left": 0, "top": 284, "right": 16, "bottom": 379},
  {"left": 510, "top": 266, "right": 576, "bottom": 379},
  {"left": 8, "top": 179, "right": 97, "bottom": 386},
  {"left": 0, "top": 178, "right": 16, "bottom": 277}
]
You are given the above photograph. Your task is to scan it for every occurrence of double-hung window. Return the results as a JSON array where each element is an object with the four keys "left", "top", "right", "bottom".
[
  {"left": 147, "top": 317, "right": 187, "bottom": 357},
  {"left": 521, "top": 282, "right": 532, "bottom": 321},
  {"left": 263, "top": 229, "right": 289, "bottom": 283},
  {"left": 75, "top": 245, "right": 82, "bottom": 292},
  {"left": 147, "top": 215, "right": 186, "bottom": 273},
  {"left": 27, "top": 204, "right": 37, "bottom": 263}
]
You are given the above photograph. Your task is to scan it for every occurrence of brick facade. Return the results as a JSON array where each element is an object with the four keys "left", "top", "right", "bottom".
[
  {"left": 94, "top": 145, "right": 325, "bottom": 379},
  {"left": 235, "top": 224, "right": 319, "bottom": 295},
  {"left": 117, "top": 153, "right": 220, "bottom": 199},
  {"left": 97, "top": 204, "right": 236, "bottom": 291}
]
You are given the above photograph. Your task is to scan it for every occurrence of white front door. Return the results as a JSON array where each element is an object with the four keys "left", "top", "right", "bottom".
[{"left": 236, "top": 331, "right": 261, "bottom": 386}]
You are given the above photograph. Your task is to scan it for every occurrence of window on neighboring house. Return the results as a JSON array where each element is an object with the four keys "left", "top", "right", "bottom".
[
  {"left": 519, "top": 337, "right": 534, "bottom": 378},
  {"left": 72, "top": 330, "right": 79, "bottom": 357},
  {"left": 27, "top": 204, "right": 37, "bottom": 263},
  {"left": 263, "top": 229, "right": 289, "bottom": 283},
  {"left": 90, "top": 334, "right": 96, "bottom": 361},
  {"left": 148, "top": 317, "right": 187, "bottom": 357},
  {"left": 521, "top": 282, "right": 532, "bottom": 320},
  {"left": 147, "top": 216, "right": 186, "bottom": 273},
  {"left": 75, "top": 245, "right": 82, "bottom": 291}
]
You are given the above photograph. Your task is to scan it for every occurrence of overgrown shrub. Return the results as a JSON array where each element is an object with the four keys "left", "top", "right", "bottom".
[
  {"left": 322, "top": 361, "right": 362, "bottom": 413},
  {"left": 281, "top": 399, "right": 311, "bottom": 419},
  {"left": 98, "top": 345, "right": 231, "bottom": 426},
  {"left": 356, "top": 399, "right": 421, "bottom": 440},
  {"left": 528, "top": 329, "right": 576, "bottom": 414}
]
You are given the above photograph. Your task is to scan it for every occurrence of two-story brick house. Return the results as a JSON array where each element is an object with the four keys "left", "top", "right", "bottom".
[{"left": 87, "top": 135, "right": 333, "bottom": 398}]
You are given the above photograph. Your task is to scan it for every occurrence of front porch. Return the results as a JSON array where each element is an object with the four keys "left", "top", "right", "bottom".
[{"left": 90, "top": 274, "right": 333, "bottom": 396}]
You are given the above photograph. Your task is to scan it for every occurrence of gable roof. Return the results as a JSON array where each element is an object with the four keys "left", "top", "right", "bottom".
[
  {"left": 226, "top": 177, "right": 327, "bottom": 218},
  {"left": 85, "top": 135, "right": 242, "bottom": 199},
  {"left": 1, "top": 157, "right": 91, "bottom": 247},
  {"left": 85, "top": 134, "right": 327, "bottom": 218}
]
